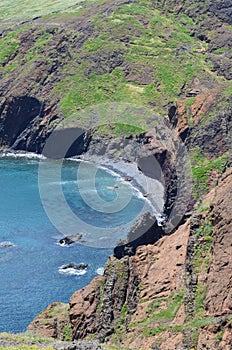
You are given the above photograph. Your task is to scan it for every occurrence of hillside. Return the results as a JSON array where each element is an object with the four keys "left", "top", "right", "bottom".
[
  {"left": 0, "top": 0, "right": 231, "bottom": 150},
  {"left": 0, "top": 0, "right": 231, "bottom": 349}
]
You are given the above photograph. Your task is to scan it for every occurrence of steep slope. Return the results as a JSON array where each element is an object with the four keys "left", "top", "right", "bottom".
[
  {"left": 0, "top": 0, "right": 231, "bottom": 349},
  {"left": 27, "top": 167, "right": 232, "bottom": 349},
  {"left": 0, "top": 0, "right": 231, "bottom": 152}
]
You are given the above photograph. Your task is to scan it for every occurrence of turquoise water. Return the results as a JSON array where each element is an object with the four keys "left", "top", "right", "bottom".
[{"left": 0, "top": 156, "right": 146, "bottom": 333}]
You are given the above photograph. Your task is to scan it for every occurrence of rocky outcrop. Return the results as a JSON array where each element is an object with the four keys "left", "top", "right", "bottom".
[
  {"left": 69, "top": 276, "right": 102, "bottom": 339},
  {"left": 188, "top": 102, "right": 232, "bottom": 157},
  {"left": 197, "top": 322, "right": 232, "bottom": 350},
  {"left": 69, "top": 255, "right": 139, "bottom": 342},
  {"left": 79, "top": 133, "right": 144, "bottom": 163},
  {"left": 208, "top": 0, "right": 232, "bottom": 25},
  {"left": 205, "top": 169, "right": 232, "bottom": 317},
  {"left": 58, "top": 263, "right": 88, "bottom": 275},
  {"left": 70, "top": 256, "right": 138, "bottom": 341},
  {"left": 71, "top": 169, "right": 232, "bottom": 350},
  {"left": 68, "top": 221, "right": 189, "bottom": 349},
  {"left": 27, "top": 302, "right": 70, "bottom": 340},
  {"left": 0, "top": 241, "right": 15, "bottom": 248},
  {"left": 113, "top": 212, "right": 164, "bottom": 259},
  {"left": 0, "top": 96, "right": 59, "bottom": 153},
  {"left": 183, "top": 168, "right": 232, "bottom": 350}
]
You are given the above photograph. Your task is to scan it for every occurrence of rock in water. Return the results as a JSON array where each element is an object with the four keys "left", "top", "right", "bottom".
[
  {"left": 58, "top": 263, "right": 88, "bottom": 276},
  {"left": 62, "top": 263, "right": 88, "bottom": 270},
  {"left": 0, "top": 241, "right": 15, "bottom": 248},
  {"left": 59, "top": 233, "right": 83, "bottom": 246}
]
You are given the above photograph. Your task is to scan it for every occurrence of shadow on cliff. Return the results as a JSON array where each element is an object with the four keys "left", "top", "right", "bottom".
[
  {"left": 0, "top": 96, "right": 42, "bottom": 147},
  {"left": 114, "top": 212, "right": 164, "bottom": 259}
]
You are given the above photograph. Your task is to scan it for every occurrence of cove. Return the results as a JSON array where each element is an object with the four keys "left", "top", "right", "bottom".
[{"left": 0, "top": 155, "right": 148, "bottom": 333}]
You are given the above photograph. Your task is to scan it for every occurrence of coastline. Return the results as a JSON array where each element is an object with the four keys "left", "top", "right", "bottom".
[
  {"left": 74, "top": 154, "right": 165, "bottom": 224},
  {"left": 0, "top": 149, "right": 166, "bottom": 224},
  {"left": 0, "top": 148, "right": 165, "bottom": 335}
]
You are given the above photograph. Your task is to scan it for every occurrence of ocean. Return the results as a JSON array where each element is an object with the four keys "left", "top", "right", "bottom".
[{"left": 0, "top": 154, "right": 148, "bottom": 333}]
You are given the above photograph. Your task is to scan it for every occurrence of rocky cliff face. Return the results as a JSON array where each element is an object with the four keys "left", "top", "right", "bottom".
[
  {"left": 0, "top": 96, "right": 59, "bottom": 152},
  {"left": 70, "top": 166, "right": 232, "bottom": 350},
  {"left": 0, "top": 0, "right": 231, "bottom": 349},
  {"left": 197, "top": 169, "right": 232, "bottom": 350},
  {"left": 28, "top": 168, "right": 232, "bottom": 349},
  {"left": 26, "top": 169, "right": 232, "bottom": 350}
]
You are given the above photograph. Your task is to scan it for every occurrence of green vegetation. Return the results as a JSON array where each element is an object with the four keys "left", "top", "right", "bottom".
[
  {"left": 0, "top": 333, "right": 52, "bottom": 343},
  {"left": 96, "top": 279, "right": 105, "bottom": 314},
  {"left": 191, "top": 148, "right": 229, "bottom": 198},
  {"left": 129, "top": 198, "right": 226, "bottom": 342},
  {"left": 0, "top": 0, "right": 84, "bottom": 22},
  {"left": 213, "top": 47, "right": 227, "bottom": 54},
  {"left": 222, "top": 84, "right": 232, "bottom": 98},
  {"left": 0, "top": 332, "right": 55, "bottom": 349},
  {"left": 196, "top": 219, "right": 213, "bottom": 238},
  {"left": 0, "top": 1, "right": 230, "bottom": 349},
  {"left": 146, "top": 290, "right": 185, "bottom": 322},
  {"left": 186, "top": 97, "right": 196, "bottom": 109},
  {"left": 95, "top": 123, "right": 145, "bottom": 137},
  {"left": 194, "top": 283, "right": 207, "bottom": 317},
  {"left": 41, "top": 0, "right": 224, "bottom": 122},
  {"left": 0, "top": 31, "right": 20, "bottom": 65},
  {"left": 118, "top": 303, "right": 129, "bottom": 326},
  {"left": 0, "top": 0, "right": 229, "bottom": 139},
  {"left": 63, "top": 325, "right": 72, "bottom": 341},
  {"left": 185, "top": 96, "right": 196, "bottom": 125},
  {"left": 45, "top": 303, "right": 69, "bottom": 318},
  {"left": 197, "top": 200, "right": 212, "bottom": 214},
  {"left": 136, "top": 316, "right": 218, "bottom": 337},
  {"left": 130, "top": 289, "right": 185, "bottom": 337},
  {"left": 0, "top": 346, "right": 54, "bottom": 350}
]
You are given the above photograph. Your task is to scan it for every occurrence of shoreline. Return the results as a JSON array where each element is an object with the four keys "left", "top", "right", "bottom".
[
  {"left": 0, "top": 150, "right": 165, "bottom": 224},
  {"left": 74, "top": 154, "right": 165, "bottom": 223},
  {"left": 0, "top": 148, "right": 165, "bottom": 335}
]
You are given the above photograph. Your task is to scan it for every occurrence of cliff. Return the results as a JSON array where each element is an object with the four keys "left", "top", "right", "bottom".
[
  {"left": 27, "top": 167, "right": 232, "bottom": 350},
  {"left": 0, "top": 0, "right": 231, "bottom": 349}
]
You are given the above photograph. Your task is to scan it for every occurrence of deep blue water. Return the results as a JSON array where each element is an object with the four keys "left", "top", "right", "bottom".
[{"left": 0, "top": 156, "right": 146, "bottom": 333}]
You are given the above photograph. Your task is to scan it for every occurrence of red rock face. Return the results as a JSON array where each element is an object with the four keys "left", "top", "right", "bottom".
[
  {"left": 69, "top": 276, "right": 102, "bottom": 339},
  {"left": 205, "top": 168, "right": 232, "bottom": 317},
  {"left": 27, "top": 168, "right": 232, "bottom": 349},
  {"left": 27, "top": 302, "right": 70, "bottom": 340},
  {"left": 67, "top": 222, "right": 190, "bottom": 348},
  {"left": 133, "top": 221, "right": 189, "bottom": 317},
  {"left": 68, "top": 170, "right": 232, "bottom": 349},
  {"left": 195, "top": 169, "right": 232, "bottom": 350}
]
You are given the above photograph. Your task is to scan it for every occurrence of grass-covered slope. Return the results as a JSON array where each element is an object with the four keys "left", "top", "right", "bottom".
[
  {"left": 0, "top": 0, "right": 85, "bottom": 23},
  {"left": 0, "top": 0, "right": 231, "bottom": 127}
]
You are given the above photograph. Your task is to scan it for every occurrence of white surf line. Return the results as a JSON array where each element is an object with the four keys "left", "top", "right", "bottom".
[{"left": 68, "top": 155, "right": 166, "bottom": 223}]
